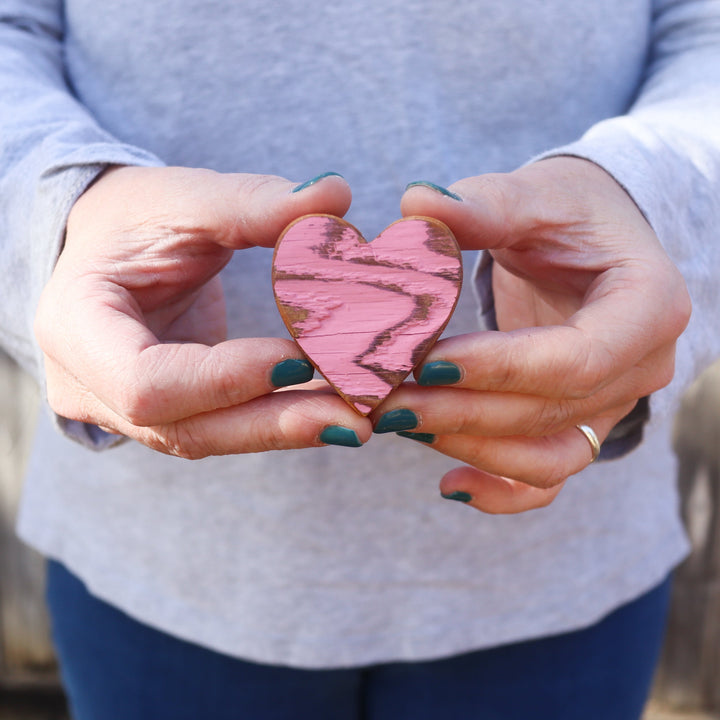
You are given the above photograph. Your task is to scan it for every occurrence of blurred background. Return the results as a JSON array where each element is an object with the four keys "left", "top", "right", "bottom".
[{"left": 0, "top": 348, "right": 718, "bottom": 720}]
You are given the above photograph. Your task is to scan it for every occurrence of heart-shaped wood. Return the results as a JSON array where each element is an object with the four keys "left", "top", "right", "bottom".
[{"left": 272, "top": 214, "right": 462, "bottom": 415}]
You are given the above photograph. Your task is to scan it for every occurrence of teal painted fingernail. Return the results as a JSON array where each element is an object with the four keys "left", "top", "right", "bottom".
[
  {"left": 374, "top": 409, "right": 419, "bottom": 434},
  {"left": 271, "top": 358, "right": 314, "bottom": 387},
  {"left": 442, "top": 491, "right": 472, "bottom": 503},
  {"left": 320, "top": 426, "right": 362, "bottom": 447},
  {"left": 396, "top": 431, "right": 436, "bottom": 444},
  {"left": 418, "top": 361, "right": 462, "bottom": 386},
  {"left": 292, "top": 172, "right": 344, "bottom": 193},
  {"left": 405, "top": 181, "right": 462, "bottom": 202}
]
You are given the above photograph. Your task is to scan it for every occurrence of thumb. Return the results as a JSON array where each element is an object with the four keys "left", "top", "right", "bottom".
[
  {"left": 76, "top": 166, "right": 353, "bottom": 251},
  {"left": 209, "top": 169, "right": 353, "bottom": 249},
  {"left": 400, "top": 175, "right": 527, "bottom": 251}
]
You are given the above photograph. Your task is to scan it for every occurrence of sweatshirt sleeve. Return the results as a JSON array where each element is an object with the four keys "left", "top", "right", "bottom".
[
  {"left": 534, "top": 0, "right": 720, "bottom": 430},
  {"left": 0, "top": 0, "right": 163, "bottom": 382}
]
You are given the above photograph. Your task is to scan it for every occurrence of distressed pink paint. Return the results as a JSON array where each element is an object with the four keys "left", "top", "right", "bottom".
[{"left": 272, "top": 215, "right": 462, "bottom": 415}]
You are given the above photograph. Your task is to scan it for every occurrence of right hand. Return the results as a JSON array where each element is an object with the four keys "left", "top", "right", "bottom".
[
  {"left": 35, "top": 166, "right": 372, "bottom": 457},
  {"left": 375, "top": 158, "right": 691, "bottom": 513}
]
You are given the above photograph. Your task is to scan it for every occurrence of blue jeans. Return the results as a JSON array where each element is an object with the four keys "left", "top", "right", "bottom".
[{"left": 47, "top": 560, "right": 671, "bottom": 720}]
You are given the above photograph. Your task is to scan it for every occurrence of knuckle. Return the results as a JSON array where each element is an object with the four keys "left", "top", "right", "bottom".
[
  {"left": 528, "top": 451, "right": 569, "bottom": 490},
  {"left": 650, "top": 355, "right": 677, "bottom": 393},
  {"left": 277, "top": 395, "right": 333, "bottom": 447},
  {"left": 566, "top": 346, "right": 606, "bottom": 399},
  {"left": 549, "top": 398, "right": 578, "bottom": 431},
  {"left": 442, "top": 397, "right": 477, "bottom": 435},
  {"left": 45, "top": 370, "right": 101, "bottom": 427},
  {"left": 661, "top": 267, "right": 692, "bottom": 339},
  {"left": 523, "top": 398, "right": 576, "bottom": 436},
  {"left": 637, "top": 346, "right": 679, "bottom": 395},
  {"left": 533, "top": 490, "right": 559, "bottom": 509},
  {"left": 249, "top": 409, "right": 287, "bottom": 451},
  {"left": 34, "top": 286, "right": 67, "bottom": 355},
  {"left": 531, "top": 472, "right": 566, "bottom": 491},
  {"left": 151, "top": 422, "right": 209, "bottom": 460},
  {"left": 488, "top": 347, "right": 516, "bottom": 392},
  {"left": 45, "top": 380, "right": 67, "bottom": 417},
  {"left": 120, "top": 347, "right": 179, "bottom": 426},
  {"left": 115, "top": 383, "right": 158, "bottom": 426},
  {"left": 227, "top": 174, "right": 282, "bottom": 238},
  {"left": 480, "top": 176, "right": 516, "bottom": 235},
  {"left": 673, "top": 287, "right": 692, "bottom": 333},
  {"left": 33, "top": 307, "right": 52, "bottom": 350}
]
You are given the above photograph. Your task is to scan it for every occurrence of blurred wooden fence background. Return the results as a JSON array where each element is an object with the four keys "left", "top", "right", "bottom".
[
  {"left": 1, "top": 349, "right": 719, "bottom": 716},
  {"left": 0, "top": 351, "right": 56, "bottom": 695}
]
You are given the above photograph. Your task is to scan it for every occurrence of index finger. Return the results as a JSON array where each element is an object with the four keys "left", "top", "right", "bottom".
[
  {"left": 38, "top": 283, "right": 319, "bottom": 426},
  {"left": 416, "top": 281, "right": 681, "bottom": 400}
]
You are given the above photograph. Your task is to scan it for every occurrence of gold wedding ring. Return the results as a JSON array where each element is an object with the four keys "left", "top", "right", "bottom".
[{"left": 575, "top": 424, "right": 601, "bottom": 463}]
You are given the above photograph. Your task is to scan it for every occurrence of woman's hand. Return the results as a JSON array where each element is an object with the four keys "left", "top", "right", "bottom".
[
  {"left": 372, "top": 157, "right": 690, "bottom": 513},
  {"left": 35, "top": 166, "right": 372, "bottom": 457}
]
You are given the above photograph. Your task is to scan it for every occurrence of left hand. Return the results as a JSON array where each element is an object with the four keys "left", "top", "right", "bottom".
[{"left": 371, "top": 157, "right": 691, "bottom": 513}]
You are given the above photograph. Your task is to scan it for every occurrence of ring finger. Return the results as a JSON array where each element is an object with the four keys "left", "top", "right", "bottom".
[
  {"left": 372, "top": 380, "right": 641, "bottom": 440},
  {"left": 395, "top": 410, "right": 626, "bottom": 489}
]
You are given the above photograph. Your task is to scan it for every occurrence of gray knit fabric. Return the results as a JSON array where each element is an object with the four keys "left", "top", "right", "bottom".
[{"left": 2, "top": 0, "right": 720, "bottom": 668}]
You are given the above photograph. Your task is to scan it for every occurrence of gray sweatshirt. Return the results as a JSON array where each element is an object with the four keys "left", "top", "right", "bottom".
[{"left": 2, "top": 0, "right": 720, "bottom": 667}]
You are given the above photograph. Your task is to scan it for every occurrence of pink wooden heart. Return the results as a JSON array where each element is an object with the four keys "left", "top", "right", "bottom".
[{"left": 272, "top": 214, "right": 462, "bottom": 415}]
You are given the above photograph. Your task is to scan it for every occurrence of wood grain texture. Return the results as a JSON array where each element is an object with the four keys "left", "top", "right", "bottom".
[
  {"left": 653, "top": 360, "right": 720, "bottom": 713},
  {"left": 272, "top": 215, "right": 462, "bottom": 414},
  {"left": 0, "top": 352, "right": 57, "bottom": 686}
]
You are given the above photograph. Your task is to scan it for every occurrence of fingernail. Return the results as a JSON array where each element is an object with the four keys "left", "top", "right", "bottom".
[
  {"left": 374, "top": 408, "right": 419, "bottom": 434},
  {"left": 292, "top": 172, "right": 344, "bottom": 193},
  {"left": 441, "top": 491, "right": 472, "bottom": 503},
  {"left": 320, "top": 426, "right": 363, "bottom": 447},
  {"left": 271, "top": 358, "right": 314, "bottom": 387},
  {"left": 405, "top": 181, "right": 462, "bottom": 202},
  {"left": 396, "top": 431, "right": 436, "bottom": 444},
  {"left": 418, "top": 361, "right": 462, "bottom": 386}
]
